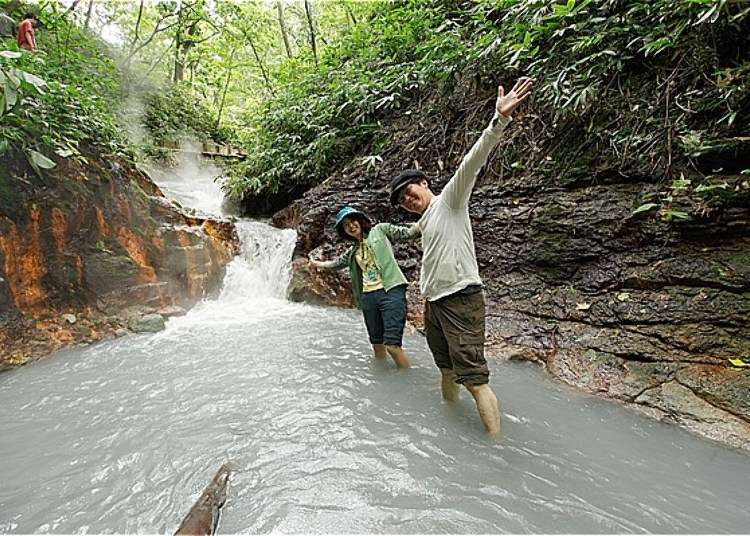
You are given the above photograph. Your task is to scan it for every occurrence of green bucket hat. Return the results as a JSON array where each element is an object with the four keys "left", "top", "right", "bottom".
[{"left": 334, "top": 206, "right": 371, "bottom": 240}]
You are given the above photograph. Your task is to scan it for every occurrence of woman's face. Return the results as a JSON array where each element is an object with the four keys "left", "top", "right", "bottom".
[{"left": 343, "top": 217, "right": 362, "bottom": 240}]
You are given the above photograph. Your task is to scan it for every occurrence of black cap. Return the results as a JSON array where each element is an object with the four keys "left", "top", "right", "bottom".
[{"left": 388, "top": 169, "right": 427, "bottom": 206}]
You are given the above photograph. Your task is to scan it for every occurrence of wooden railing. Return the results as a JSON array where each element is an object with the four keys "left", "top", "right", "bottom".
[{"left": 156, "top": 140, "right": 247, "bottom": 159}]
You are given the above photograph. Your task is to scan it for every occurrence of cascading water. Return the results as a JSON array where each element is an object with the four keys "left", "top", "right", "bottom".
[
  {"left": 219, "top": 221, "right": 297, "bottom": 302},
  {"left": 164, "top": 221, "right": 298, "bottom": 334},
  {"left": 1, "top": 161, "right": 749, "bottom": 534}
]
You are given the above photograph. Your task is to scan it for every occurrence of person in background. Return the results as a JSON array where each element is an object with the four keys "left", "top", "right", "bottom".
[
  {"left": 309, "top": 206, "right": 420, "bottom": 369},
  {"left": 0, "top": 11, "right": 16, "bottom": 38},
  {"left": 388, "top": 77, "right": 533, "bottom": 435},
  {"left": 17, "top": 13, "right": 38, "bottom": 52}
]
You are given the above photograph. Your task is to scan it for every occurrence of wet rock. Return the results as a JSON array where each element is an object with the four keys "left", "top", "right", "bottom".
[
  {"left": 676, "top": 365, "right": 750, "bottom": 419},
  {"left": 276, "top": 85, "right": 750, "bottom": 449},
  {"left": 128, "top": 313, "right": 165, "bottom": 333},
  {"left": 288, "top": 257, "right": 353, "bottom": 307},
  {"left": 635, "top": 381, "right": 750, "bottom": 450},
  {"left": 608, "top": 361, "right": 680, "bottom": 401},
  {"left": 547, "top": 348, "right": 627, "bottom": 394},
  {"left": 1, "top": 151, "right": 239, "bottom": 368},
  {"left": 157, "top": 305, "right": 187, "bottom": 318}
]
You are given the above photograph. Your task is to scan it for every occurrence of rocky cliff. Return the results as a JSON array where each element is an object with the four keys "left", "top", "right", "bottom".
[
  {"left": 273, "top": 85, "right": 750, "bottom": 451},
  {"left": 0, "top": 151, "right": 238, "bottom": 369}
]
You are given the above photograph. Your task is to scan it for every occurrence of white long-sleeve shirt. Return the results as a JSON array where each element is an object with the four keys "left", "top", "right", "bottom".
[{"left": 418, "top": 113, "right": 511, "bottom": 301}]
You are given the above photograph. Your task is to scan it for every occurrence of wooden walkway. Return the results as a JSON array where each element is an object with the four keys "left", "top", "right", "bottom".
[{"left": 157, "top": 141, "right": 247, "bottom": 160}]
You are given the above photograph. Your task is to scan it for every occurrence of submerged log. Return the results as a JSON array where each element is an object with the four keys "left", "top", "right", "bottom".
[{"left": 175, "top": 463, "right": 232, "bottom": 536}]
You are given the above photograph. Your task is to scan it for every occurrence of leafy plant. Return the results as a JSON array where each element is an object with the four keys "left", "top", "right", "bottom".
[{"left": 0, "top": 11, "right": 130, "bottom": 179}]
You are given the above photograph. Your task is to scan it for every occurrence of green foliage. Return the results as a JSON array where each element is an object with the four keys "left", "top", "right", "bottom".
[
  {"left": 223, "top": 0, "right": 482, "bottom": 199},
  {"left": 142, "top": 83, "right": 232, "bottom": 149},
  {"left": 222, "top": 0, "right": 749, "bottom": 206},
  {"left": 2, "top": 0, "right": 746, "bottom": 214},
  {"left": 0, "top": 10, "right": 128, "bottom": 176}
]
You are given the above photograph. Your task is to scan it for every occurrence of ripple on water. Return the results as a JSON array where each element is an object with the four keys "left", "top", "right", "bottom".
[{"left": 1, "top": 294, "right": 749, "bottom": 533}]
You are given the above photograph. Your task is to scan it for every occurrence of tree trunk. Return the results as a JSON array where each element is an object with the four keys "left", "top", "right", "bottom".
[
  {"left": 304, "top": 0, "right": 318, "bottom": 67},
  {"left": 84, "top": 0, "right": 94, "bottom": 29},
  {"left": 344, "top": 1, "right": 357, "bottom": 26},
  {"left": 215, "top": 48, "right": 237, "bottom": 131},
  {"left": 62, "top": 0, "right": 81, "bottom": 18},
  {"left": 276, "top": 1, "right": 294, "bottom": 59},
  {"left": 121, "top": 0, "right": 145, "bottom": 83},
  {"left": 246, "top": 33, "right": 275, "bottom": 96},
  {"left": 174, "top": 19, "right": 200, "bottom": 83},
  {"left": 174, "top": 464, "right": 232, "bottom": 536},
  {"left": 173, "top": 1, "right": 186, "bottom": 83}
]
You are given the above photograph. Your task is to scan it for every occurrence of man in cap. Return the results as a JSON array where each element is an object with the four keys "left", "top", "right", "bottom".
[{"left": 388, "top": 77, "right": 533, "bottom": 434}]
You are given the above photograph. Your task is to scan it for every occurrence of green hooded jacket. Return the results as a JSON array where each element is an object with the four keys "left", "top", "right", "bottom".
[{"left": 318, "top": 223, "right": 420, "bottom": 308}]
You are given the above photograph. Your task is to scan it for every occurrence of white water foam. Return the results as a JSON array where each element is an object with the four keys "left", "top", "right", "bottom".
[
  {"left": 144, "top": 151, "right": 300, "bottom": 328},
  {"left": 162, "top": 220, "right": 300, "bottom": 336}
]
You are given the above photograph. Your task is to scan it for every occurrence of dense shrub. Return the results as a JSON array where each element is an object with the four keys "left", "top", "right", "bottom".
[
  {"left": 223, "top": 0, "right": 750, "bottom": 206},
  {"left": 0, "top": 10, "right": 127, "bottom": 174},
  {"left": 141, "top": 83, "right": 234, "bottom": 149}
]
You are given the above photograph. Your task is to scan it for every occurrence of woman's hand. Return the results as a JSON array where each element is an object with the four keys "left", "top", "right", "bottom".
[{"left": 308, "top": 252, "right": 323, "bottom": 268}]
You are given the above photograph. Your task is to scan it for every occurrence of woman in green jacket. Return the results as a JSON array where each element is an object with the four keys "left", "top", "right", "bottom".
[{"left": 309, "top": 206, "right": 420, "bottom": 368}]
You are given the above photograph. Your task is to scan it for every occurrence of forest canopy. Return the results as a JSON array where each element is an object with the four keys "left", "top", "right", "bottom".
[{"left": 1, "top": 0, "right": 747, "bottom": 211}]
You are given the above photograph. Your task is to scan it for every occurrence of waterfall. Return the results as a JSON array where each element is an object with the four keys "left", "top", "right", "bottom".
[
  {"left": 144, "top": 153, "right": 300, "bottom": 331},
  {"left": 218, "top": 221, "right": 298, "bottom": 303},
  {"left": 145, "top": 151, "right": 298, "bottom": 303}
]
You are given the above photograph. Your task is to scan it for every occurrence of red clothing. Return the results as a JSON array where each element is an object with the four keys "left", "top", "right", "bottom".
[{"left": 17, "top": 19, "right": 35, "bottom": 50}]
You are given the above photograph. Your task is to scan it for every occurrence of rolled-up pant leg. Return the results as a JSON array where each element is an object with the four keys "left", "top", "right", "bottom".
[{"left": 425, "top": 292, "right": 488, "bottom": 385}]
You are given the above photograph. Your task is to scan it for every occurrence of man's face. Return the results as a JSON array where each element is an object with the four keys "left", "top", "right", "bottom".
[
  {"left": 399, "top": 180, "right": 430, "bottom": 214},
  {"left": 343, "top": 217, "right": 362, "bottom": 240}
]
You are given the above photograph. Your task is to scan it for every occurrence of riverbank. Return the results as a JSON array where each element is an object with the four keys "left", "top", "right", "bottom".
[{"left": 272, "top": 85, "right": 750, "bottom": 451}]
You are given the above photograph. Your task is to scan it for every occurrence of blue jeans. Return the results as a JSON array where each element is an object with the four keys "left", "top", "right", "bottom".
[{"left": 360, "top": 285, "right": 407, "bottom": 346}]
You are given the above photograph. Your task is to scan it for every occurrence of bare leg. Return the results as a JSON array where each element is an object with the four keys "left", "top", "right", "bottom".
[
  {"left": 372, "top": 344, "right": 387, "bottom": 359},
  {"left": 439, "top": 368, "right": 460, "bottom": 401},
  {"left": 385, "top": 344, "right": 410, "bottom": 368},
  {"left": 465, "top": 383, "right": 501, "bottom": 435}
]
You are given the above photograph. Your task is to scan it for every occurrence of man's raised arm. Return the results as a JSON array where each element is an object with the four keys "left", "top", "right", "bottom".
[{"left": 442, "top": 78, "right": 533, "bottom": 209}]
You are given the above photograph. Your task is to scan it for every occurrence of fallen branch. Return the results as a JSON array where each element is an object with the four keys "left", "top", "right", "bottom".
[{"left": 175, "top": 463, "right": 232, "bottom": 536}]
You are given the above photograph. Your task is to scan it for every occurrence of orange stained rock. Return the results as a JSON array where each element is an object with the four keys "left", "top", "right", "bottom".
[
  {"left": 115, "top": 194, "right": 132, "bottom": 224},
  {"left": 113, "top": 226, "right": 171, "bottom": 305},
  {"left": 176, "top": 227, "right": 202, "bottom": 299},
  {"left": 0, "top": 209, "right": 48, "bottom": 313},
  {"left": 95, "top": 207, "right": 109, "bottom": 238},
  {"left": 50, "top": 208, "right": 67, "bottom": 261},
  {"left": 115, "top": 226, "right": 150, "bottom": 269},
  {"left": 201, "top": 221, "right": 237, "bottom": 261},
  {"left": 152, "top": 234, "right": 165, "bottom": 252}
]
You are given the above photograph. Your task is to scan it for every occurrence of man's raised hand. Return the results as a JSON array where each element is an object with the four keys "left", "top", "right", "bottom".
[{"left": 496, "top": 77, "right": 533, "bottom": 118}]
